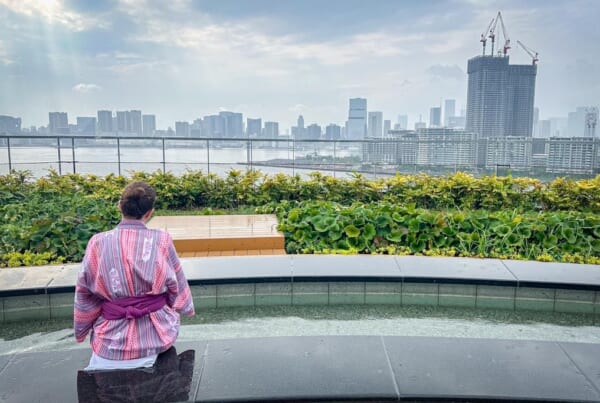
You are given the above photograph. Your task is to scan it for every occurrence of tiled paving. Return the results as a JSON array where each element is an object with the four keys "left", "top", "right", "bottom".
[{"left": 147, "top": 215, "right": 286, "bottom": 255}]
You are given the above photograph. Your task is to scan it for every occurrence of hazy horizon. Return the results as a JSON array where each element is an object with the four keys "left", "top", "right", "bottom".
[{"left": 1, "top": 0, "right": 599, "bottom": 129}]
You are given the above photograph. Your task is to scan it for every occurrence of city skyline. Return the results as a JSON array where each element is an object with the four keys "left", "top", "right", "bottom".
[{"left": 1, "top": 0, "right": 599, "bottom": 129}]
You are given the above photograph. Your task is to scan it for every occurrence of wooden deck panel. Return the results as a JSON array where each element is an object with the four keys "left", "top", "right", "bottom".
[{"left": 148, "top": 215, "right": 286, "bottom": 256}]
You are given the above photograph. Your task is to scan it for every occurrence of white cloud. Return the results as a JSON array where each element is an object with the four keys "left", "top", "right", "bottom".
[
  {"left": 0, "top": 0, "right": 106, "bottom": 31},
  {"left": 72, "top": 83, "right": 102, "bottom": 93}
]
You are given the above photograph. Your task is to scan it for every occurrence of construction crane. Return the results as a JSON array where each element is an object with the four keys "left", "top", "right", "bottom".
[
  {"left": 480, "top": 18, "right": 494, "bottom": 55},
  {"left": 488, "top": 12, "right": 510, "bottom": 57},
  {"left": 497, "top": 12, "right": 511, "bottom": 56},
  {"left": 517, "top": 40, "right": 539, "bottom": 65}
]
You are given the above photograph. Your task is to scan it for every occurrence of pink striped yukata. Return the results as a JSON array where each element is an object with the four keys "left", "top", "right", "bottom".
[{"left": 74, "top": 219, "right": 195, "bottom": 360}]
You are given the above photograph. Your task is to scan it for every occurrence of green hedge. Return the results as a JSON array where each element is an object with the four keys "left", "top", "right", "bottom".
[
  {"left": 2, "top": 169, "right": 600, "bottom": 266},
  {"left": 268, "top": 201, "right": 600, "bottom": 264}
]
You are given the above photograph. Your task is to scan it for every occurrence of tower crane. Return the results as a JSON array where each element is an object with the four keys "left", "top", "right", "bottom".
[
  {"left": 517, "top": 40, "right": 539, "bottom": 65},
  {"left": 497, "top": 12, "right": 510, "bottom": 56},
  {"left": 480, "top": 18, "right": 494, "bottom": 55},
  {"left": 488, "top": 12, "right": 510, "bottom": 57},
  {"left": 488, "top": 14, "right": 499, "bottom": 55}
]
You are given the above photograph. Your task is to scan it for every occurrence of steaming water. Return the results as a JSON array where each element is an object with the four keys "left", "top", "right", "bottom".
[{"left": 1, "top": 306, "right": 599, "bottom": 356}]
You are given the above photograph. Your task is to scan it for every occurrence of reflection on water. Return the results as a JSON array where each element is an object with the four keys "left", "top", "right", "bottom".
[
  {"left": 1, "top": 306, "right": 599, "bottom": 356},
  {"left": 77, "top": 347, "right": 195, "bottom": 403}
]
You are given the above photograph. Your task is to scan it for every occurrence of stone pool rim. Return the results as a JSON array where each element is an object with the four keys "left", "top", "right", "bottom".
[{"left": 2, "top": 255, "right": 600, "bottom": 322}]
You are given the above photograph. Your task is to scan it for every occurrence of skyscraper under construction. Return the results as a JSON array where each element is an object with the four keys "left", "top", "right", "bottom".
[
  {"left": 466, "top": 56, "right": 537, "bottom": 138},
  {"left": 465, "top": 12, "right": 538, "bottom": 167}
]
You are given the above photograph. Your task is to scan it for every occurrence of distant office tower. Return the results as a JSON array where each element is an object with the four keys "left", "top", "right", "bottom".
[
  {"left": 567, "top": 107, "right": 598, "bottom": 137},
  {"left": 429, "top": 107, "right": 442, "bottom": 128},
  {"left": 203, "top": 115, "right": 222, "bottom": 137},
  {"left": 263, "top": 121, "right": 279, "bottom": 138},
  {"left": 466, "top": 56, "right": 537, "bottom": 139},
  {"left": 190, "top": 118, "right": 203, "bottom": 137},
  {"left": 116, "top": 111, "right": 128, "bottom": 132},
  {"left": 305, "top": 124, "right": 321, "bottom": 140},
  {"left": 397, "top": 115, "right": 408, "bottom": 130},
  {"left": 368, "top": 111, "right": 383, "bottom": 138},
  {"left": 97, "top": 110, "right": 113, "bottom": 132},
  {"left": 347, "top": 98, "right": 367, "bottom": 140},
  {"left": 292, "top": 115, "right": 306, "bottom": 138},
  {"left": 444, "top": 99, "right": 456, "bottom": 126},
  {"left": 537, "top": 119, "right": 551, "bottom": 138},
  {"left": 76, "top": 117, "right": 96, "bottom": 135},
  {"left": 325, "top": 124, "right": 341, "bottom": 140},
  {"left": 0, "top": 115, "right": 22, "bottom": 134},
  {"left": 218, "top": 111, "right": 243, "bottom": 138},
  {"left": 142, "top": 114, "right": 156, "bottom": 136},
  {"left": 49, "top": 112, "right": 69, "bottom": 134},
  {"left": 247, "top": 118, "right": 262, "bottom": 137},
  {"left": 383, "top": 120, "right": 391, "bottom": 137},
  {"left": 129, "top": 110, "right": 142, "bottom": 135},
  {"left": 585, "top": 107, "right": 598, "bottom": 138},
  {"left": 175, "top": 121, "right": 190, "bottom": 137}
]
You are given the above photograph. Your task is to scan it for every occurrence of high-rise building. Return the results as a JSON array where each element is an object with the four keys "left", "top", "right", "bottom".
[
  {"left": 325, "top": 124, "right": 341, "bottom": 140},
  {"left": 142, "top": 114, "right": 156, "bottom": 136},
  {"left": 97, "top": 110, "right": 113, "bottom": 133},
  {"left": 175, "top": 121, "right": 190, "bottom": 137},
  {"left": 536, "top": 119, "right": 551, "bottom": 138},
  {"left": 219, "top": 111, "right": 243, "bottom": 138},
  {"left": 116, "top": 111, "right": 128, "bottom": 133},
  {"left": 203, "top": 115, "right": 223, "bottom": 137},
  {"left": 568, "top": 106, "right": 598, "bottom": 137},
  {"left": 292, "top": 115, "right": 306, "bottom": 139},
  {"left": 397, "top": 115, "right": 408, "bottom": 130},
  {"left": 346, "top": 98, "right": 367, "bottom": 140},
  {"left": 368, "top": 111, "right": 383, "bottom": 138},
  {"left": 466, "top": 56, "right": 537, "bottom": 139},
  {"left": 444, "top": 99, "right": 456, "bottom": 126},
  {"left": 0, "top": 115, "right": 21, "bottom": 134},
  {"left": 263, "top": 121, "right": 279, "bottom": 138},
  {"left": 429, "top": 107, "right": 442, "bottom": 128},
  {"left": 306, "top": 124, "right": 322, "bottom": 140},
  {"left": 49, "top": 112, "right": 69, "bottom": 134},
  {"left": 383, "top": 120, "right": 391, "bottom": 137},
  {"left": 246, "top": 118, "right": 262, "bottom": 137},
  {"left": 585, "top": 107, "right": 598, "bottom": 138},
  {"left": 76, "top": 117, "right": 96, "bottom": 135},
  {"left": 129, "top": 110, "right": 142, "bottom": 135}
]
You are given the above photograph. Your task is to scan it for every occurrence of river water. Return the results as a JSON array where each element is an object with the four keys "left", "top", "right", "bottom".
[{"left": 0, "top": 143, "right": 367, "bottom": 178}]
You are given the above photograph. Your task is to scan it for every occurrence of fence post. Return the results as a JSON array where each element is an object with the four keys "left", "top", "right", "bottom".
[
  {"left": 7, "top": 137, "right": 12, "bottom": 171},
  {"left": 71, "top": 137, "right": 76, "bottom": 174},
  {"left": 292, "top": 138, "right": 296, "bottom": 176},
  {"left": 57, "top": 137, "right": 62, "bottom": 175},
  {"left": 206, "top": 139, "right": 210, "bottom": 175},
  {"left": 162, "top": 137, "right": 166, "bottom": 173},
  {"left": 333, "top": 141, "right": 337, "bottom": 178},
  {"left": 117, "top": 137, "right": 121, "bottom": 176}
]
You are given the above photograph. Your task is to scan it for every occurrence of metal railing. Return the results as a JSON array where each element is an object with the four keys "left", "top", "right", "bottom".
[{"left": 1, "top": 134, "right": 599, "bottom": 179}]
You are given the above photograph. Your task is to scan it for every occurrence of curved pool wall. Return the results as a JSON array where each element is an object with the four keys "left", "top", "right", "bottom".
[
  {"left": 3, "top": 255, "right": 600, "bottom": 402},
  {"left": 1, "top": 255, "right": 600, "bottom": 322}
]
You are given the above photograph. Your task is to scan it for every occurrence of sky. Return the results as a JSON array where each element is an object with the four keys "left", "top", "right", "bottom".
[{"left": 0, "top": 0, "right": 599, "bottom": 130}]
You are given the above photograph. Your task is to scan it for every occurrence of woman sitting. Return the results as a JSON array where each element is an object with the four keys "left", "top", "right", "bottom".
[{"left": 74, "top": 181, "right": 195, "bottom": 370}]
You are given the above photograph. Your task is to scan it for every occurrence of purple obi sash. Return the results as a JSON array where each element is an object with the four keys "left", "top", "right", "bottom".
[{"left": 102, "top": 293, "right": 168, "bottom": 320}]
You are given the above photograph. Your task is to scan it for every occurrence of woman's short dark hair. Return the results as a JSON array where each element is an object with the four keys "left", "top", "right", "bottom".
[{"left": 120, "top": 182, "right": 156, "bottom": 219}]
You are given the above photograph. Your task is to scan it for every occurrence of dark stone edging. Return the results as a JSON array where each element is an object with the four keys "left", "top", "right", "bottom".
[{"left": 2, "top": 336, "right": 600, "bottom": 402}]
